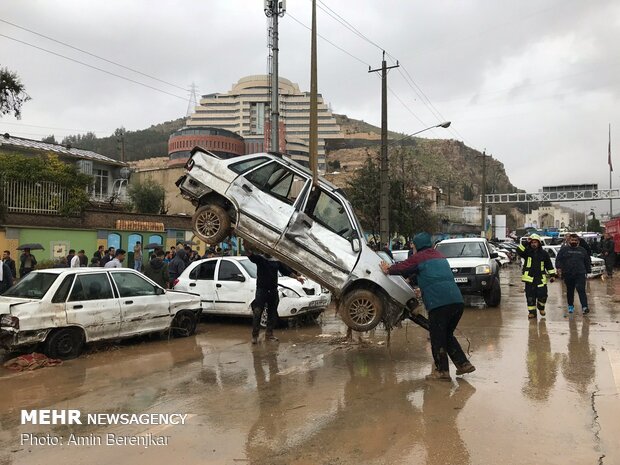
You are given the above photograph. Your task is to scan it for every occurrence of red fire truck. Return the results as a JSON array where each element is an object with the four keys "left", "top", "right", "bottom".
[{"left": 604, "top": 217, "right": 620, "bottom": 253}]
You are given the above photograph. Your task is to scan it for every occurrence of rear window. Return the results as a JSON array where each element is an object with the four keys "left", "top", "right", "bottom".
[
  {"left": 3, "top": 272, "right": 59, "bottom": 299},
  {"left": 435, "top": 242, "right": 488, "bottom": 258},
  {"left": 229, "top": 157, "right": 269, "bottom": 174}
]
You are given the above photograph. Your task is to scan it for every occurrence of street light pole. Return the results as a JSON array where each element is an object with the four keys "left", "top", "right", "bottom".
[
  {"left": 396, "top": 121, "right": 451, "bottom": 143},
  {"left": 265, "top": 1, "right": 286, "bottom": 152}
]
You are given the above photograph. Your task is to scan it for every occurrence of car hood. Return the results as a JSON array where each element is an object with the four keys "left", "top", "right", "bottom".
[{"left": 444, "top": 257, "right": 489, "bottom": 268}]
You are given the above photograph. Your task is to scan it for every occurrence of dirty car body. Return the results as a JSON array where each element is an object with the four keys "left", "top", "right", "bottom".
[
  {"left": 0, "top": 268, "right": 202, "bottom": 358},
  {"left": 177, "top": 149, "right": 419, "bottom": 331}
]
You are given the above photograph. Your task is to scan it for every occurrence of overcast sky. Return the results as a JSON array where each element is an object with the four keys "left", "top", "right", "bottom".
[{"left": 2, "top": 0, "right": 620, "bottom": 215}]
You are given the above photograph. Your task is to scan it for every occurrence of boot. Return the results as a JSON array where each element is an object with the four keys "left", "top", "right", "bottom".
[
  {"left": 455, "top": 362, "right": 476, "bottom": 376},
  {"left": 425, "top": 369, "right": 451, "bottom": 381}
]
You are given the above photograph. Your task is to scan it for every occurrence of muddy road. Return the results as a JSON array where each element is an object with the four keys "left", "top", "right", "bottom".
[{"left": 1, "top": 265, "right": 620, "bottom": 465}]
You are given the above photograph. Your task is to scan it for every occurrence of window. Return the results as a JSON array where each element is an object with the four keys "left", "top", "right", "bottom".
[
  {"left": 245, "top": 162, "right": 308, "bottom": 205},
  {"left": 52, "top": 275, "right": 75, "bottom": 303},
  {"left": 218, "top": 260, "right": 242, "bottom": 281},
  {"left": 107, "top": 233, "right": 121, "bottom": 250},
  {"left": 3, "top": 272, "right": 58, "bottom": 300},
  {"left": 238, "top": 259, "right": 257, "bottom": 279},
  {"left": 435, "top": 242, "right": 487, "bottom": 258},
  {"left": 94, "top": 169, "right": 109, "bottom": 198},
  {"left": 69, "top": 274, "right": 114, "bottom": 301},
  {"left": 305, "top": 189, "right": 355, "bottom": 240},
  {"left": 148, "top": 234, "right": 163, "bottom": 246},
  {"left": 189, "top": 261, "right": 216, "bottom": 280},
  {"left": 111, "top": 272, "right": 158, "bottom": 297}
]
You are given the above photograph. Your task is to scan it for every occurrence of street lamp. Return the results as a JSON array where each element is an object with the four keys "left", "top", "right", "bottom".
[{"left": 379, "top": 121, "right": 452, "bottom": 247}]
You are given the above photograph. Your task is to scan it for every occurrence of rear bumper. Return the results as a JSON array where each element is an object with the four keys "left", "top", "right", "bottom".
[
  {"left": 176, "top": 174, "right": 212, "bottom": 201},
  {"left": 0, "top": 328, "right": 49, "bottom": 351}
]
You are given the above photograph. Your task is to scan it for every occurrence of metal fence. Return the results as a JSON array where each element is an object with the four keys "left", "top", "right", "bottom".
[{"left": 1, "top": 180, "right": 70, "bottom": 214}]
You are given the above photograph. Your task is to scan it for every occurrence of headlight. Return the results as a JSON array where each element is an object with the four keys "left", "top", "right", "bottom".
[
  {"left": 0, "top": 314, "right": 19, "bottom": 329},
  {"left": 476, "top": 265, "right": 491, "bottom": 275},
  {"left": 280, "top": 288, "right": 301, "bottom": 298}
]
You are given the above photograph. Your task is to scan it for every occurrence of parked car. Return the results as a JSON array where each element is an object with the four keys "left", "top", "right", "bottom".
[
  {"left": 172, "top": 256, "right": 330, "bottom": 326},
  {"left": 543, "top": 245, "right": 605, "bottom": 279},
  {"left": 176, "top": 149, "right": 419, "bottom": 331},
  {"left": 434, "top": 238, "right": 501, "bottom": 307},
  {"left": 0, "top": 268, "right": 202, "bottom": 359},
  {"left": 489, "top": 244, "right": 511, "bottom": 266}
]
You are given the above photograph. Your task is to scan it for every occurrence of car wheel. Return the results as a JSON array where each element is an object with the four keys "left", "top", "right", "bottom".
[
  {"left": 483, "top": 276, "right": 501, "bottom": 307},
  {"left": 340, "top": 289, "right": 384, "bottom": 332},
  {"left": 44, "top": 328, "right": 85, "bottom": 360},
  {"left": 192, "top": 204, "right": 231, "bottom": 244},
  {"left": 172, "top": 310, "right": 198, "bottom": 337}
]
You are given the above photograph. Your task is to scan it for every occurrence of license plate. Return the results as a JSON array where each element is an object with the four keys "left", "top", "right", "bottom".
[
  {"left": 454, "top": 277, "right": 468, "bottom": 283},
  {"left": 309, "top": 300, "right": 325, "bottom": 308}
]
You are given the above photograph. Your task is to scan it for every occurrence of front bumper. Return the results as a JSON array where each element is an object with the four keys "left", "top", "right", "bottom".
[
  {"left": 453, "top": 273, "right": 494, "bottom": 294},
  {"left": 278, "top": 294, "right": 331, "bottom": 318},
  {"left": 588, "top": 265, "right": 606, "bottom": 278}
]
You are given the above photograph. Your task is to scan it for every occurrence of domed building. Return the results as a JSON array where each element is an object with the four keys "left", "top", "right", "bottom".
[{"left": 168, "top": 126, "right": 244, "bottom": 167}]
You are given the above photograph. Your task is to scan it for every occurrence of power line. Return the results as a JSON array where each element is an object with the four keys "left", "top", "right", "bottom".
[
  {"left": 0, "top": 33, "right": 188, "bottom": 101},
  {"left": 0, "top": 121, "right": 112, "bottom": 134},
  {"left": 287, "top": 13, "right": 370, "bottom": 67},
  {"left": 0, "top": 18, "right": 188, "bottom": 92}
]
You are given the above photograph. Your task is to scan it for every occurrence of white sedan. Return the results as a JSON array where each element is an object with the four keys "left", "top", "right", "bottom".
[
  {"left": 0, "top": 268, "right": 202, "bottom": 359},
  {"left": 173, "top": 256, "right": 331, "bottom": 325},
  {"left": 543, "top": 245, "right": 605, "bottom": 278}
]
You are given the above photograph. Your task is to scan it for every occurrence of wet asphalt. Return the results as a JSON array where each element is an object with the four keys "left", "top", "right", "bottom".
[{"left": 1, "top": 264, "right": 619, "bottom": 465}]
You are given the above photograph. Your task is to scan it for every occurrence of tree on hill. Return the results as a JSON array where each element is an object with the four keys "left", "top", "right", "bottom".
[{"left": 0, "top": 67, "right": 31, "bottom": 119}]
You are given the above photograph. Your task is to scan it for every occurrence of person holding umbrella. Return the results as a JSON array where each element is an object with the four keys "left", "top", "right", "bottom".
[{"left": 17, "top": 244, "right": 41, "bottom": 278}]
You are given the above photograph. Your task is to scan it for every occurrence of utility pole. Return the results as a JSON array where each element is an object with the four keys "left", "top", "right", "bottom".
[
  {"left": 309, "top": 0, "right": 318, "bottom": 184},
  {"left": 369, "top": 51, "right": 399, "bottom": 246},
  {"left": 609, "top": 123, "right": 613, "bottom": 217},
  {"left": 480, "top": 150, "right": 487, "bottom": 238},
  {"left": 116, "top": 130, "right": 126, "bottom": 163},
  {"left": 265, "top": 1, "right": 286, "bottom": 152}
]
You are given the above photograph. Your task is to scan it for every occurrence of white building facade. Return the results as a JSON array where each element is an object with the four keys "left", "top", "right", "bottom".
[{"left": 524, "top": 206, "right": 571, "bottom": 229}]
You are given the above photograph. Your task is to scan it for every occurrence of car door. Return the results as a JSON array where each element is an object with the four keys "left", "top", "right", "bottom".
[
  {"left": 65, "top": 272, "right": 121, "bottom": 341},
  {"left": 226, "top": 160, "right": 310, "bottom": 248},
  {"left": 279, "top": 187, "right": 361, "bottom": 290},
  {"left": 214, "top": 259, "right": 254, "bottom": 315},
  {"left": 110, "top": 270, "right": 171, "bottom": 336},
  {"left": 187, "top": 259, "right": 218, "bottom": 313}
]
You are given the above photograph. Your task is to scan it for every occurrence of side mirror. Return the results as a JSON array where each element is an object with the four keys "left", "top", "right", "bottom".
[
  {"left": 351, "top": 238, "right": 361, "bottom": 253},
  {"left": 490, "top": 252, "right": 499, "bottom": 259}
]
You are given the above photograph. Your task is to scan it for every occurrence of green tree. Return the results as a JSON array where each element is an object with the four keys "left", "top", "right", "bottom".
[
  {"left": 0, "top": 152, "right": 92, "bottom": 216},
  {"left": 128, "top": 179, "right": 166, "bottom": 214},
  {"left": 41, "top": 135, "right": 57, "bottom": 144},
  {"left": 0, "top": 67, "right": 31, "bottom": 119}
]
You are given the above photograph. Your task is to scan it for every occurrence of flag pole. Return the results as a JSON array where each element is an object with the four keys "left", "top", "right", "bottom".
[{"left": 609, "top": 123, "right": 613, "bottom": 217}]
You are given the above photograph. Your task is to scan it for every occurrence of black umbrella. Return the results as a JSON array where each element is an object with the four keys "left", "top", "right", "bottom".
[
  {"left": 178, "top": 240, "right": 197, "bottom": 246},
  {"left": 145, "top": 243, "right": 164, "bottom": 249},
  {"left": 17, "top": 243, "right": 45, "bottom": 251}
]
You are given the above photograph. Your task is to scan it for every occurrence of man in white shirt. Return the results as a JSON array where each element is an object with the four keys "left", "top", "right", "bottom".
[
  {"left": 70, "top": 250, "right": 85, "bottom": 268},
  {"left": 104, "top": 249, "right": 126, "bottom": 268}
]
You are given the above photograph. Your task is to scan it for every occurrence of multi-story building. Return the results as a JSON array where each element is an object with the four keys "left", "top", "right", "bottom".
[{"left": 186, "top": 75, "right": 342, "bottom": 171}]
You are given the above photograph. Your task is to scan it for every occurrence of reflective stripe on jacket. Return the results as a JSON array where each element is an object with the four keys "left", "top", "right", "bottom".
[{"left": 517, "top": 243, "right": 555, "bottom": 286}]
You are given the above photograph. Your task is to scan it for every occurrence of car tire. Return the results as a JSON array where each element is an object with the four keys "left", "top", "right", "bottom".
[
  {"left": 483, "top": 276, "right": 501, "bottom": 307},
  {"left": 44, "top": 328, "right": 85, "bottom": 360},
  {"left": 172, "top": 310, "right": 198, "bottom": 337},
  {"left": 340, "top": 289, "right": 384, "bottom": 332},
  {"left": 192, "top": 204, "right": 231, "bottom": 244}
]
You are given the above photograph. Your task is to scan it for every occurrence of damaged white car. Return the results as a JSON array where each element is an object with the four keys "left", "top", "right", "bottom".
[
  {"left": 173, "top": 256, "right": 330, "bottom": 326},
  {"left": 0, "top": 268, "right": 202, "bottom": 359},
  {"left": 177, "top": 149, "right": 421, "bottom": 332}
]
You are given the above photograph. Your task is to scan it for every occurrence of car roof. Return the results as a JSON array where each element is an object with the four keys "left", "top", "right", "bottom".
[
  {"left": 437, "top": 238, "right": 488, "bottom": 244},
  {"left": 32, "top": 268, "right": 140, "bottom": 275}
]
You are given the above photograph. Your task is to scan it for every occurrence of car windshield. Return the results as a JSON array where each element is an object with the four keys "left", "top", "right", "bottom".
[
  {"left": 3, "top": 272, "right": 59, "bottom": 299},
  {"left": 238, "top": 259, "right": 257, "bottom": 279},
  {"left": 436, "top": 242, "right": 488, "bottom": 258}
]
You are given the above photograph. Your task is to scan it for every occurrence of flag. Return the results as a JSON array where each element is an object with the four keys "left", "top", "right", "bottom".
[{"left": 609, "top": 124, "right": 613, "bottom": 172}]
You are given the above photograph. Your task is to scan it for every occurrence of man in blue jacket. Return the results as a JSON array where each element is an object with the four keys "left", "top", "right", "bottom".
[{"left": 381, "top": 232, "right": 475, "bottom": 381}]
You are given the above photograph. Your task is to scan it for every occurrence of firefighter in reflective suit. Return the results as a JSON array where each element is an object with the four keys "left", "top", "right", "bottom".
[{"left": 516, "top": 234, "right": 556, "bottom": 319}]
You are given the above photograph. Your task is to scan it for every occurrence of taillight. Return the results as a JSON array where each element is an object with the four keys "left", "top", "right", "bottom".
[
  {"left": 0, "top": 314, "right": 19, "bottom": 329},
  {"left": 185, "top": 158, "right": 195, "bottom": 171},
  {"left": 172, "top": 279, "right": 179, "bottom": 288}
]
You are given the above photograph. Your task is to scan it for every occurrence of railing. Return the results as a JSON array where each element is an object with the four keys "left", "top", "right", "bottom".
[{"left": 1, "top": 180, "right": 69, "bottom": 214}]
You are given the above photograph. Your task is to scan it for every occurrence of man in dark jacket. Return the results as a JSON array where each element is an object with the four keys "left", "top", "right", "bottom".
[
  {"left": 143, "top": 249, "right": 170, "bottom": 288},
  {"left": 100, "top": 247, "right": 115, "bottom": 267},
  {"left": 168, "top": 249, "right": 187, "bottom": 284},
  {"left": 2, "top": 251, "right": 17, "bottom": 280},
  {"left": 248, "top": 250, "right": 304, "bottom": 344},
  {"left": 516, "top": 234, "right": 556, "bottom": 319},
  {"left": 602, "top": 233, "right": 616, "bottom": 277},
  {"left": 19, "top": 248, "right": 37, "bottom": 277},
  {"left": 556, "top": 233, "right": 592, "bottom": 314},
  {"left": 381, "top": 232, "right": 475, "bottom": 381}
]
